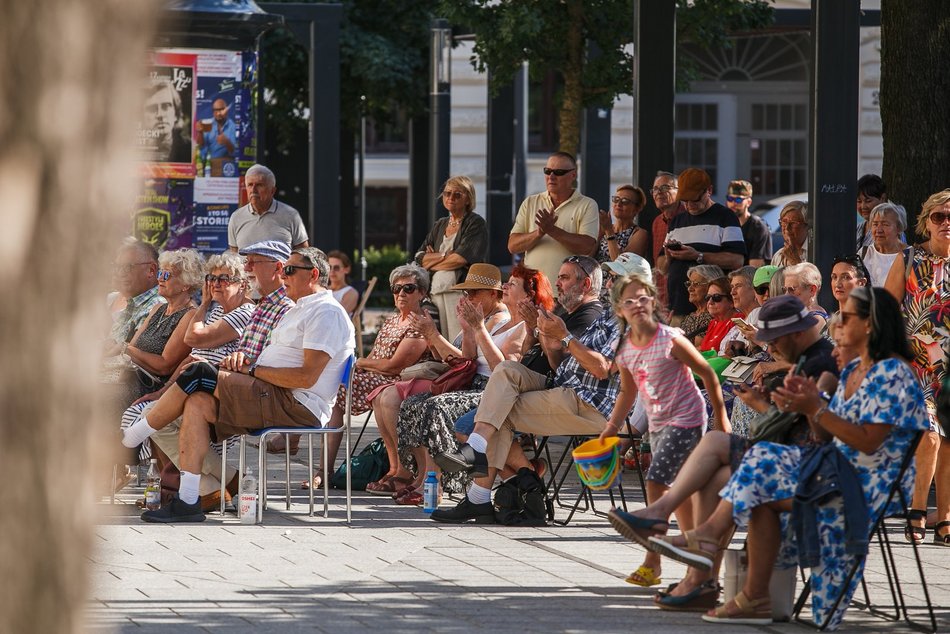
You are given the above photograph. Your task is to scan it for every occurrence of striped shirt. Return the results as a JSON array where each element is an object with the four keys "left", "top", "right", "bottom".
[
  {"left": 190, "top": 302, "right": 256, "bottom": 366},
  {"left": 239, "top": 286, "right": 295, "bottom": 363},
  {"left": 553, "top": 311, "right": 622, "bottom": 418},
  {"left": 615, "top": 323, "right": 705, "bottom": 431}
]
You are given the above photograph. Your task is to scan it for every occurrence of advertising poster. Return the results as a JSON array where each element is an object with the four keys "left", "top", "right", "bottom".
[
  {"left": 194, "top": 51, "right": 243, "bottom": 179},
  {"left": 140, "top": 52, "right": 197, "bottom": 179},
  {"left": 133, "top": 179, "right": 195, "bottom": 251}
]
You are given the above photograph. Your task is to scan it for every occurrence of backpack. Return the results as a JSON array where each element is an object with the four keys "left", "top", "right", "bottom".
[
  {"left": 330, "top": 438, "right": 389, "bottom": 490},
  {"left": 493, "top": 467, "right": 552, "bottom": 526}
]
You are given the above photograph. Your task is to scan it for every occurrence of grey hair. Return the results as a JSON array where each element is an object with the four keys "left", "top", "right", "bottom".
[
  {"left": 655, "top": 170, "right": 677, "bottom": 186},
  {"left": 206, "top": 251, "right": 247, "bottom": 283},
  {"left": 293, "top": 247, "right": 330, "bottom": 286},
  {"left": 389, "top": 263, "right": 430, "bottom": 294},
  {"left": 119, "top": 238, "right": 159, "bottom": 264},
  {"left": 158, "top": 248, "right": 205, "bottom": 291},
  {"left": 769, "top": 268, "right": 786, "bottom": 298},
  {"left": 728, "top": 265, "right": 756, "bottom": 286},
  {"left": 785, "top": 262, "right": 822, "bottom": 291},
  {"left": 245, "top": 164, "right": 276, "bottom": 187},
  {"left": 869, "top": 202, "right": 907, "bottom": 232},
  {"left": 687, "top": 264, "right": 725, "bottom": 283}
]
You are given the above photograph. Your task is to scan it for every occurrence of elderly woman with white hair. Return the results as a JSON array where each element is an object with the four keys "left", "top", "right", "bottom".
[
  {"left": 860, "top": 202, "right": 907, "bottom": 285},
  {"left": 120, "top": 248, "right": 203, "bottom": 404}
]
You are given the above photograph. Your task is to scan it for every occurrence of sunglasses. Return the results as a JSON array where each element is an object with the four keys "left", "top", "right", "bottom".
[
  {"left": 705, "top": 293, "right": 729, "bottom": 303},
  {"left": 611, "top": 196, "right": 638, "bottom": 206},
  {"left": 929, "top": 211, "right": 950, "bottom": 225},
  {"left": 391, "top": 283, "right": 419, "bottom": 295},
  {"left": 620, "top": 296, "right": 653, "bottom": 309},
  {"left": 754, "top": 283, "right": 770, "bottom": 295},
  {"left": 725, "top": 195, "right": 748, "bottom": 204},
  {"left": 833, "top": 253, "right": 871, "bottom": 280},
  {"left": 441, "top": 190, "right": 465, "bottom": 201},
  {"left": 543, "top": 167, "right": 574, "bottom": 177},
  {"left": 206, "top": 274, "right": 239, "bottom": 284},
  {"left": 156, "top": 270, "right": 173, "bottom": 281},
  {"left": 565, "top": 255, "right": 597, "bottom": 277},
  {"left": 282, "top": 264, "right": 314, "bottom": 276}
]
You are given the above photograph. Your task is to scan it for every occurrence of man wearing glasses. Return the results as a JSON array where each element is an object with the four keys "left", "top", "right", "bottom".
[
  {"left": 649, "top": 171, "right": 685, "bottom": 310},
  {"left": 106, "top": 240, "right": 163, "bottom": 352},
  {"left": 509, "top": 152, "right": 599, "bottom": 292},
  {"left": 657, "top": 168, "right": 745, "bottom": 323},
  {"left": 125, "top": 247, "right": 354, "bottom": 523},
  {"left": 726, "top": 179, "right": 772, "bottom": 267}
]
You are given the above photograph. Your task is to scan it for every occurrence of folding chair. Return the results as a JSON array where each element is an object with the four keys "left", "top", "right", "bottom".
[
  {"left": 219, "top": 355, "right": 357, "bottom": 524},
  {"left": 351, "top": 276, "right": 377, "bottom": 358},
  {"left": 792, "top": 430, "right": 936, "bottom": 632}
]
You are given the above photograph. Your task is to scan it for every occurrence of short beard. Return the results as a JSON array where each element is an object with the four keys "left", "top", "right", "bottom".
[
  {"left": 247, "top": 277, "right": 262, "bottom": 296},
  {"left": 558, "top": 286, "right": 583, "bottom": 312}
]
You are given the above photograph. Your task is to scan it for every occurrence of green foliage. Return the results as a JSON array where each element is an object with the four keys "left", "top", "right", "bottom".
[
  {"left": 261, "top": 0, "right": 437, "bottom": 151},
  {"left": 354, "top": 244, "right": 410, "bottom": 307}
]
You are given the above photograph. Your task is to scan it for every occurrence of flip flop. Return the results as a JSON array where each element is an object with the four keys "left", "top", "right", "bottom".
[
  {"left": 607, "top": 508, "right": 669, "bottom": 549},
  {"left": 701, "top": 591, "right": 771, "bottom": 624},
  {"left": 624, "top": 565, "right": 661, "bottom": 587}
]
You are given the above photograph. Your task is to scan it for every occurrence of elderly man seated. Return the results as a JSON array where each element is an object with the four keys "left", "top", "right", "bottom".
[
  {"left": 121, "top": 248, "right": 354, "bottom": 523},
  {"left": 432, "top": 255, "right": 627, "bottom": 523}
]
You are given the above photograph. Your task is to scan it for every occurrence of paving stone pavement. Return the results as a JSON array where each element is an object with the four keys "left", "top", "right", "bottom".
[{"left": 89, "top": 427, "right": 950, "bottom": 633}]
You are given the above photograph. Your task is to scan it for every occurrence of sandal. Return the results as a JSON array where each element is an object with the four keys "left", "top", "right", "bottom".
[
  {"left": 395, "top": 490, "right": 423, "bottom": 506},
  {"left": 393, "top": 484, "right": 417, "bottom": 501},
  {"left": 607, "top": 508, "right": 669, "bottom": 549},
  {"left": 624, "top": 564, "right": 661, "bottom": 587},
  {"left": 648, "top": 530, "right": 721, "bottom": 572},
  {"left": 905, "top": 509, "right": 927, "bottom": 543},
  {"left": 655, "top": 579, "right": 721, "bottom": 612},
  {"left": 300, "top": 474, "right": 323, "bottom": 490},
  {"left": 365, "top": 476, "right": 410, "bottom": 496},
  {"left": 934, "top": 521, "right": 950, "bottom": 546},
  {"left": 702, "top": 591, "right": 771, "bottom": 624}
]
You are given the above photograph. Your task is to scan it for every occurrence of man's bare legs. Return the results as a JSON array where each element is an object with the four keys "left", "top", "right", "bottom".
[{"left": 178, "top": 393, "right": 215, "bottom": 474}]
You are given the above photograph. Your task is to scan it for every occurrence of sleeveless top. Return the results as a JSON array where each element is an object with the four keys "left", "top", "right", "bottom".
[{"left": 136, "top": 304, "right": 191, "bottom": 357}]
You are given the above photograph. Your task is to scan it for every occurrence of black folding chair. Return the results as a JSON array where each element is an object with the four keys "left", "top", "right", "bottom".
[{"left": 792, "top": 430, "right": 936, "bottom": 632}]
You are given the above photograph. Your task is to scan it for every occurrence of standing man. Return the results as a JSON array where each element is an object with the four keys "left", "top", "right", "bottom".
[
  {"left": 125, "top": 248, "right": 354, "bottom": 523},
  {"left": 649, "top": 171, "right": 684, "bottom": 311},
  {"left": 228, "top": 164, "right": 309, "bottom": 252},
  {"left": 197, "top": 98, "right": 236, "bottom": 160},
  {"left": 508, "top": 152, "right": 599, "bottom": 291},
  {"left": 657, "top": 168, "right": 745, "bottom": 322},
  {"left": 726, "top": 179, "right": 771, "bottom": 266}
]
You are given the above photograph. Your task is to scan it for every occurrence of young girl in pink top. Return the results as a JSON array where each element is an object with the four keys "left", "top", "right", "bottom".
[{"left": 601, "top": 273, "right": 730, "bottom": 589}]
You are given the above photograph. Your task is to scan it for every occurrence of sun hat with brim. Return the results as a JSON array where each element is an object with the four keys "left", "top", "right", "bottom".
[
  {"left": 603, "top": 252, "right": 652, "bottom": 280},
  {"left": 239, "top": 240, "right": 291, "bottom": 263},
  {"left": 753, "top": 295, "right": 818, "bottom": 342},
  {"left": 451, "top": 263, "right": 503, "bottom": 291},
  {"left": 753, "top": 265, "right": 780, "bottom": 288}
]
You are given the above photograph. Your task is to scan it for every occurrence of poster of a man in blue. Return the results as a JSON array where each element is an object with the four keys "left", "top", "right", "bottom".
[{"left": 134, "top": 48, "right": 256, "bottom": 254}]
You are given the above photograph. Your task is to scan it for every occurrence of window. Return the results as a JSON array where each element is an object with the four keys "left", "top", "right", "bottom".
[
  {"left": 674, "top": 103, "right": 719, "bottom": 187},
  {"left": 528, "top": 72, "right": 561, "bottom": 154}
]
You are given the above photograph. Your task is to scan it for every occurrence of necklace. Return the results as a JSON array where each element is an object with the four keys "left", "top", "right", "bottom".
[{"left": 447, "top": 217, "right": 462, "bottom": 228}]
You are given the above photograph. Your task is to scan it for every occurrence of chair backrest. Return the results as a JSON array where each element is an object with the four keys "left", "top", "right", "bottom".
[{"left": 340, "top": 354, "right": 357, "bottom": 388}]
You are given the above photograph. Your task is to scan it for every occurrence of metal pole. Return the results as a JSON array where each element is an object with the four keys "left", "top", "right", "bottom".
[
  {"left": 359, "top": 95, "right": 367, "bottom": 282},
  {"left": 428, "top": 18, "right": 451, "bottom": 229}
]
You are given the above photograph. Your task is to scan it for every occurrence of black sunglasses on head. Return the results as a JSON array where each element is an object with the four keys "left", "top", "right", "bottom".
[
  {"left": 565, "top": 255, "right": 597, "bottom": 277},
  {"left": 833, "top": 253, "right": 871, "bottom": 280}
]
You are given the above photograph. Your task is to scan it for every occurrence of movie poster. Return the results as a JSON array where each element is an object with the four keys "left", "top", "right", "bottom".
[{"left": 140, "top": 52, "right": 197, "bottom": 179}]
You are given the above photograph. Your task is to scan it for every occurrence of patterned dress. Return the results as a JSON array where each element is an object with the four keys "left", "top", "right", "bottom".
[
  {"left": 720, "top": 358, "right": 928, "bottom": 630},
  {"left": 902, "top": 246, "right": 950, "bottom": 434},
  {"left": 343, "top": 312, "right": 428, "bottom": 415}
]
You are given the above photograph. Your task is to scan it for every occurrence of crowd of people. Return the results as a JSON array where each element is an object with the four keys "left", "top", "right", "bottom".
[{"left": 102, "top": 159, "right": 950, "bottom": 629}]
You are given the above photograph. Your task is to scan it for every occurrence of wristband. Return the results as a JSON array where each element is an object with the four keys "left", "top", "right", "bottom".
[
  {"left": 605, "top": 234, "right": 617, "bottom": 241},
  {"left": 248, "top": 365, "right": 256, "bottom": 378}
]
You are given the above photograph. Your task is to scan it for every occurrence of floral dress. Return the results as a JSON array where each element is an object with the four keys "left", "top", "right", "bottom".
[
  {"left": 902, "top": 246, "right": 950, "bottom": 435},
  {"left": 719, "top": 358, "right": 928, "bottom": 630},
  {"left": 343, "top": 312, "right": 428, "bottom": 415}
]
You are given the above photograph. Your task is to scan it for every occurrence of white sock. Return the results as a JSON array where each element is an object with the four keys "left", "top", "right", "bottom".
[
  {"left": 179, "top": 471, "right": 201, "bottom": 505},
  {"left": 466, "top": 483, "right": 491, "bottom": 505},
  {"left": 122, "top": 413, "right": 158, "bottom": 448},
  {"left": 467, "top": 433, "right": 487, "bottom": 454}
]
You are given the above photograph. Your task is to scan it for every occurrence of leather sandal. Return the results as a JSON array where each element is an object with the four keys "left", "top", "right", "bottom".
[
  {"left": 393, "top": 484, "right": 417, "bottom": 501},
  {"left": 648, "top": 530, "right": 721, "bottom": 572},
  {"left": 702, "top": 591, "right": 771, "bottom": 624},
  {"left": 905, "top": 509, "right": 927, "bottom": 543},
  {"left": 365, "top": 476, "right": 410, "bottom": 496},
  {"left": 934, "top": 521, "right": 950, "bottom": 546}
]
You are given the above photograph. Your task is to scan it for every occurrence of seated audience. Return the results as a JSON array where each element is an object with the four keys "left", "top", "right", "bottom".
[
  {"left": 783, "top": 262, "right": 828, "bottom": 329},
  {"left": 597, "top": 184, "right": 649, "bottom": 263},
  {"left": 698, "top": 277, "right": 742, "bottom": 353},
  {"left": 680, "top": 265, "right": 725, "bottom": 347},
  {"left": 771, "top": 201, "right": 808, "bottom": 266},
  {"left": 327, "top": 250, "right": 358, "bottom": 315}
]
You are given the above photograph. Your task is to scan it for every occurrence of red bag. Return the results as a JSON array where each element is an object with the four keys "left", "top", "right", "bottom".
[{"left": 430, "top": 356, "right": 477, "bottom": 395}]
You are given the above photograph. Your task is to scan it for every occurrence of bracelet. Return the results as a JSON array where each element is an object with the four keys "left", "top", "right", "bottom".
[
  {"left": 811, "top": 404, "right": 829, "bottom": 423},
  {"left": 605, "top": 234, "right": 617, "bottom": 241}
]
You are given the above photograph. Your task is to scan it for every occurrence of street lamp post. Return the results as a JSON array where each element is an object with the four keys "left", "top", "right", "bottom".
[{"left": 428, "top": 19, "right": 452, "bottom": 229}]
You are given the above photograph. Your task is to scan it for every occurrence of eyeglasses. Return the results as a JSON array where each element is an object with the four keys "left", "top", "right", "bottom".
[
  {"left": 282, "top": 264, "right": 314, "bottom": 276},
  {"left": 565, "top": 255, "right": 597, "bottom": 277},
  {"left": 783, "top": 285, "right": 802, "bottom": 294},
  {"left": 205, "top": 274, "right": 239, "bottom": 284},
  {"left": 156, "top": 270, "right": 174, "bottom": 281},
  {"left": 684, "top": 280, "right": 709, "bottom": 289},
  {"left": 391, "top": 283, "right": 419, "bottom": 295},
  {"left": 780, "top": 220, "right": 807, "bottom": 229},
  {"left": 620, "top": 296, "right": 653, "bottom": 309},
  {"left": 543, "top": 167, "right": 574, "bottom": 177},
  {"left": 929, "top": 211, "right": 950, "bottom": 225},
  {"left": 705, "top": 293, "right": 729, "bottom": 303},
  {"left": 725, "top": 195, "right": 748, "bottom": 204},
  {"left": 441, "top": 190, "right": 465, "bottom": 201},
  {"left": 650, "top": 185, "right": 677, "bottom": 194},
  {"left": 754, "top": 284, "right": 770, "bottom": 295},
  {"left": 113, "top": 262, "right": 151, "bottom": 275},
  {"left": 611, "top": 196, "right": 637, "bottom": 206}
]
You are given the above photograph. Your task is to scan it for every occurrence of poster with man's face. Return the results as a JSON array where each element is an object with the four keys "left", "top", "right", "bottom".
[{"left": 139, "top": 51, "right": 196, "bottom": 179}]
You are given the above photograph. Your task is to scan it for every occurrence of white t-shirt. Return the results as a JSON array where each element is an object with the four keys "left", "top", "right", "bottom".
[
  {"left": 255, "top": 289, "right": 355, "bottom": 422},
  {"left": 862, "top": 244, "right": 900, "bottom": 287}
]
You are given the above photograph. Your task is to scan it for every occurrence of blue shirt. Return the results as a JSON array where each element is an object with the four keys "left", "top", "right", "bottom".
[
  {"left": 202, "top": 117, "right": 237, "bottom": 159},
  {"left": 553, "top": 311, "right": 621, "bottom": 418}
]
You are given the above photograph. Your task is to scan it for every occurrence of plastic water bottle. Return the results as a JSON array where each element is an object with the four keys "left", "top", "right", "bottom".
[
  {"left": 144, "top": 459, "right": 161, "bottom": 511},
  {"left": 423, "top": 471, "right": 439, "bottom": 514},
  {"left": 239, "top": 469, "right": 258, "bottom": 524}
]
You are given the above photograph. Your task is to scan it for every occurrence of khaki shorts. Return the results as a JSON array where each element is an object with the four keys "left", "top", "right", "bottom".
[{"left": 213, "top": 370, "right": 319, "bottom": 440}]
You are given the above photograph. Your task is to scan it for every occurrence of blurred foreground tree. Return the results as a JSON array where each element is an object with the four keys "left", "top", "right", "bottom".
[{"left": 0, "top": 1, "right": 155, "bottom": 633}]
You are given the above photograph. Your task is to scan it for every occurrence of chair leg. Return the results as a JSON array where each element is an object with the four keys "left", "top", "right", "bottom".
[
  {"left": 238, "top": 436, "right": 246, "bottom": 520},
  {"left": 345, "top": 415, "right": 352, "bottom": 524},
  {"left": 219, "top": 437, "right": 228, "bottom": 516},
  {"left": 323, "top": 434, "right": 330, "bottom": 518},
  {"left": 256, "top": 434, "right": 265, "bottom": 523},
  {"left": 308, "top": 435, "right": 315, "bottom": 517}
]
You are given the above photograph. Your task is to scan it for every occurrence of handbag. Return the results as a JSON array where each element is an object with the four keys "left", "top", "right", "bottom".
[
  {"left": 430, "top": 356, "right": 478, "bottom": 395},
  {"left": 399, "top": 360, "right": 448, "bottom": 381},
  {"left": 330, "top": 438, "right": 390, "bottom": 490}
]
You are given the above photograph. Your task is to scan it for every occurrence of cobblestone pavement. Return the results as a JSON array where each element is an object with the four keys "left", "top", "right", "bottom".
[{"left": 89, "top": 428, "right": 950, "bottom": 633}]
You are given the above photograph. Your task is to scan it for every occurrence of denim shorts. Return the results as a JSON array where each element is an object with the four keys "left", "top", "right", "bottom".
[
  {"left": 453, "top": 408, "right": 478, "bottom": 436},
  {"left": 646, "top": 424, "right": 703, "bottom": 486}
]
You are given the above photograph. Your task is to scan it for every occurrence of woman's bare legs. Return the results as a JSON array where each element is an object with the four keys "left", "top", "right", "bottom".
[{"left": 910, "top": 431, "right": 939, "bottom": 534}]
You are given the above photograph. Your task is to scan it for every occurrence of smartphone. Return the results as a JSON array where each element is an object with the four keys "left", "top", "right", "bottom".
[
  {"left": 665, "top": 240, "right": 682, "bottom": 250},
  {"left": 792, "top": 355, "right": 807, "bottom": 376},
  {"left": 730, "top": 317, "right": 750, "bottom": 328}
]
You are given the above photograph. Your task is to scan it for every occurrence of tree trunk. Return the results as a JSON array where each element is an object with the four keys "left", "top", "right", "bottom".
[
  {"left": 0, "top": 2, "right": 154, "bottom": 633},
  {"left": 880, "top": 1, "right": 950, "bottom": 238},
  {"left": 558, "top": 0, "right": 586, "bottom": 158}
]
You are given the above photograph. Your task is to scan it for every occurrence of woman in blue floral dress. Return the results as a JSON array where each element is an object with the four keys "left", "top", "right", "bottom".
[{"left": 649, "top": 287, "right": 928, "bottom": 628}]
